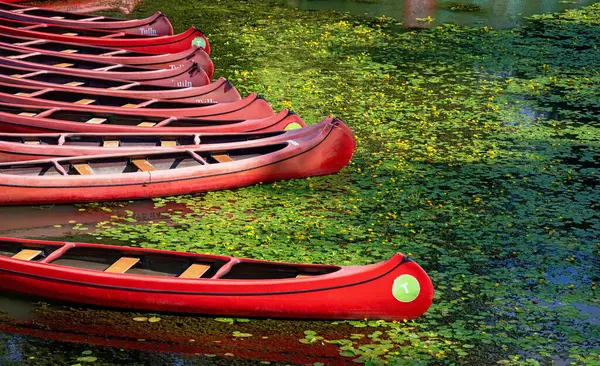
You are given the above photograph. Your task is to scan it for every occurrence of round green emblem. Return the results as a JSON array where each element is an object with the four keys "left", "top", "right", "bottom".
[
  {"left": 392, "top": 275, "right": 420, "bottom": 303},
  {"left": 191, "top": 36, "right": 207, "bottom": 49}
]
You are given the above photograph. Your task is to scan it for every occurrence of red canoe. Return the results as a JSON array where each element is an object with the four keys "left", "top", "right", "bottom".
[
  {"left": 0, "top": 234, "right": 433, "bottom": 320},
  {"left": 0, "top": 118, "right": 355, "bottom": 205},
  {"left": 0, "top": 64, "right": 239, "bottom": 103},
  {"left": 0, "top": 46, "right": 210, "bottom": 88},
  {"left": 0, "top": 18, "right": 210, "bottom": 54},
  {"left": 0, "top": 2, "right": 174, "bottom": 36},
  {"left": 0, "top": 82, "right": 274, "bottom": 120},
  {"left": 0, "top": 124, "right": 321, "bottom": 162},
  {"left": 0, "top": 32, "right": 213, "bottom": 72},
  {"left": 0, "top": 104, "right": 304, "bottom": 134}
]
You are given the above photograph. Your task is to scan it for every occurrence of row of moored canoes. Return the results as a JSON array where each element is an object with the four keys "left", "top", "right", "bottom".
[{"left": 0, "top": 1, "right": 434, "bottom": 322}]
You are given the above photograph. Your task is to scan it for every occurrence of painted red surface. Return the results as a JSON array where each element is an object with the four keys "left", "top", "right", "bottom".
[
  {"left": 0, "top": 68, "right": 239, "bottom": 103},
  {"left": 0, "top": 32, "right": 213, "bottom": 72},
  {"left": 0, "top": 120, "right": 318, "bottom": 162},
  {"left": 0, "top": 2, "right": 174, "bottom": 36},
  {"left": 0, "top": 83, "right": 275, "bottom": 119},
  {"left": 0, "top": 118, "right": 354, "bottom": 205},
  {"left": 0, "top": 17, "right": 210, "bottom": 54},
  {"left": 0, "top": 48, "right": 210, "bottom": 88},
  {"left": 0, "top": 234, "right": 433, "bottom": 320},
  {"left": 0, "top": 107, "right": 303, "bottom": 134}
]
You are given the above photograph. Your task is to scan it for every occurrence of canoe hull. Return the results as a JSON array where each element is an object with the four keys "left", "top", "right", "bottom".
[
  {"left": 0, "top": 108, "right": 303, "bottom": 134},
  {"left": 0, "top": 236, "right": 433, "bottom": 320},
  {"left": 0, "top": 120, "right": 354, "bottom": 205}
]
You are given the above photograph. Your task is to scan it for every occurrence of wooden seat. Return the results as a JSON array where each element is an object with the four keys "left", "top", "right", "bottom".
[
  {"left": 160, "top": 140, "right": 177, "bottom": 147},
  {"left": 60, "top": 49, "right": 78, "bottom": 53},
  {"left": 18, "top": 112, "right": 37, "bottom": 117},
  {"left": 105, "top": 257, "right": 140, "bottom": 273},
  {"left": 103, "top": 140, "right": 120, "bottom": 148},
  {"left": 53, "top": 63, "right": 74, "bottom": 68},
  {"left": 23, "top": 140, "right": 40, "bottom": 145},
  {"left": 51, "top": 16, "right": 65, "bottom": 19},
  {"left": 86, "top": 118, "right": 106, "bottom": 124},
  {"left": 132, "top": 159, "right": 156, "bottom": 172},
  {"left": 73, "top": 163, "right": 93, "bottom": 175},
  {"left": 11, "top": 74, "right": 22, "bottom": 78},
  {"left": 12, "top": 249, "right": 42, "bottom": 261},
  {"left": 179, "top": 263, "right": 211, "bottom": 279},
  {"left": 75, "top": 99, "right": 95, "bottom": 105},
  {"left": 121, "top": 103, "right": 137, "bottom": 108},
  {"left": 62, "top": 32, "right": 78, "bottom": 36},
  {"left": 296, "top": 273, "right": 314, "bottom": 278},
  {"left": 65, "top": 81, "right": 85, "bottom": 87},
  {"left": 213, "top": 154, "right": 233, "bottom": 163},
  {"left": 137, "top": 122, "right": 156, "bottom": 127},
  {"left": 15, "top": 92, "right": 30, "bottom": 97}
]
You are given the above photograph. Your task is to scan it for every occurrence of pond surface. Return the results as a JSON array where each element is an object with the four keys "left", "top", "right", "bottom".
[
  {"left": 288, "top": 0, "right": 598, "bottom": 28},
  {"left": 1, "top": 0, "right": 600, "bottom": 364}
]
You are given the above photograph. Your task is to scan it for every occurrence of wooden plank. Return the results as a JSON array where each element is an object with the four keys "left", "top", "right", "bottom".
[
  {"left": 137, "top": 122, "right": 156, "bottom": 127},
  {"left": 213, "top": 154, "right": 233, "bottom": 163},
  {"left": 121, "top": 103, "right": 138, "bottom": 108},
  {"left": 23, "top": 140, "right": 40, "bottom": 145},
  {"left": 15, "top": 92, "right": 30, "bottom": 97},
  {"left": 12, "top": 249, "right": 42, "bottom": 261},
  {"left": 51, "top": 16, "right": 65, "bottom": 19},
  {"left": 179, "top": 263, "right": 211, "bottom": 279},
  {"left": 10, "top": 74, "right": 22, "bottom": 78},
  {"left": 73, "top": 163, "right": 93, "bottom": 175},
  {"left": 86, "top": 118, "right": 106, "bottom": 124},
  {"left": 18, "top": 112, "right": 37, "bottom": 117},
  {"left": 62, "top": 32, "right": 78, "bottom": 36},
  {"left": 132, "top": 159, "right": 156, "bottom": 172},
  {"left": 75, "top": 99, "right": 95, "bottom": 105},
  {"left": 103, "top": 140, "right": 120, "bottom": 148},
  {"left": 53, "top": 63, "right": 74, "bottom": 68},
  {"left": 60, "top": 49, "right": 79, "bottom": 54},
  {"left": 160, "top": 140, "right": 177, "bottom": 147},
  {"left": 65, "top": 81, "right": 85, "bottom": 87},
  {"left": 296, "top": 274, "right": 314, "bottom": 278},
  {"left": 105, "top": 257, "right": 140, "bottom": 273}
]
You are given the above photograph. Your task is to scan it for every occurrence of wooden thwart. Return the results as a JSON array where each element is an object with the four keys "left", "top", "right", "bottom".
[
  {"left": 12, "top": 249, "right": 42, "bottom": 261},
  {"left": 137, "top": 122, "right": 156, "bottom": 127},
  {"left": 18, "top": 112, "right": 37, "bottom": 117},
  {"left": 60, "top": 49, "right": 78, "bottom": 54},
  {"left": 75, "top": 99, "right": 95, "bottom": 105},
  {"left": 121, "top": 103, "right": 137, "bottom": 108},
  {"left": 53, "top": 63, "right": 74, "bottom": 68},
  {"left": 132, "top": 159, "right": 156, "bottom": 172},
  {"left": 86, "top": 118, "right": 106, "bottom": 124},
  {"left": 23, "top": 140, "right": 40, "bottom": 145},
  {"left": 73, "top": 163, "right": 93, "bottom": 175},
  {"left": 103, "top": 140, "right": 120, "bottom": 148},
  {"left": 160, "top": 140, "right": 177, "bottom": 147},
  {"left": 65, "top": 81, "right": 85, "bottom": 87},
  {"left": 179, "top": 263, "right": 211, "bottom": 279},
  {"left": 62, "top": 32, "right": 78, "bottom": 36},
  {"left": 213, "top": 154, "right": 233, "bottom": 163},
  {"left": 105, "top": 257, "right": 140, "bottom": 273},
  {"left": 296, "top": 274, "right": 314, "bottom": 278}
]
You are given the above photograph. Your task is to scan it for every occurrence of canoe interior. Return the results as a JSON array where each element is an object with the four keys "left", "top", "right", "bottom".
[
  {"left": 0, "top": 144, "right": 288, "bottom": 176},
  {"left": 0, "top": 3, "right": 118, "bottom": 21},
  {"left": 0, "top": 18, "right": 121, "bottom": 38},
  {"left": 0, "top": 47, "right": 141, "bottom": 71},
  {"left": 1, "top": 83, "right": 149, "bottom": 106},
  {"left": 0, "top": 131, "right": 285, "bottom": 147},
  {"left": 0, "top": 240, "right": 340, "bottom": 279},
  {"left": 0, "top": 104, "right": 254, "bottom": 128},
  {"left": 0, "top": 34, "right": 148, "bottom": 56},
  {"left": 0, "top": 65, "right": 177, "bottom": 91}
]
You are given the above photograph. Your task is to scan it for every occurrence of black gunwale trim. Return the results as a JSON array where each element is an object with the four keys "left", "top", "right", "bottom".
[
  {"left": 0, "top": 257, "right": 405, "bottom": 296},
  {"left": 0, "top": 123, "right": 336, "bottom": 188}
]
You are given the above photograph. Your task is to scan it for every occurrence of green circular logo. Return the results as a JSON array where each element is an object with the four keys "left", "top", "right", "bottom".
[
  {"left": 191, "top": 36, "right": 207, "bottom": 49},
  {"left": 392, "top": 275, "right": 420, "bottom": 303}
]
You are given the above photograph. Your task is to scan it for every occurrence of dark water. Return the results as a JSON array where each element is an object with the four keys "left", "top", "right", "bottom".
[{"left": 288, "top": 0, "right": 598, "bottom": 28}]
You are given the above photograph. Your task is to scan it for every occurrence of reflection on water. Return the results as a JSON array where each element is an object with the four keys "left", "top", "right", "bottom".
[{"left": 288, "top": 0, "right": 597, "bottom": 28}]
